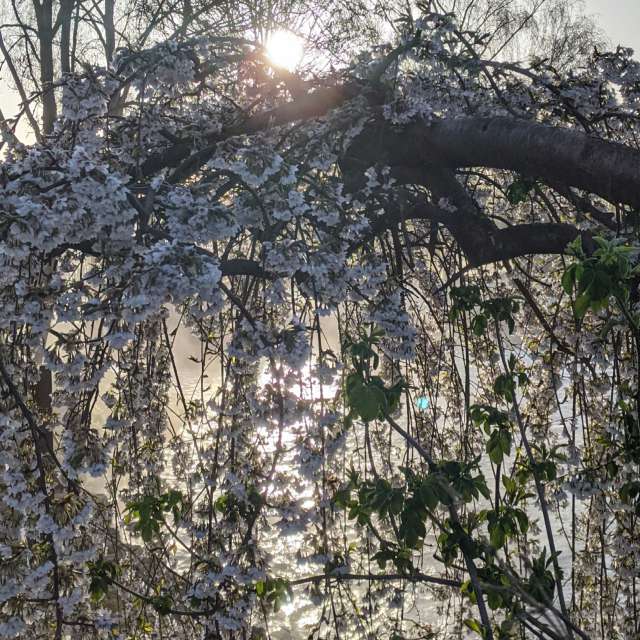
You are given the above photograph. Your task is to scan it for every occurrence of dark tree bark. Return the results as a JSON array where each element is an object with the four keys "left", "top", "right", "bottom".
[
  {"left": 34, "top": 0, "right": 57, "bottom": 135},
  {"left": 368, "top": 116, "right": 640, "bottom": 210},
  {"left": 57, "top": 0, "right": 75, "bottom": 74}
]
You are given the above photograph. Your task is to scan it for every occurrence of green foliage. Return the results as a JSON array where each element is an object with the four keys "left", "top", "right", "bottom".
[
  {"left": 361, "top": 478, "right": 405, "bottom": 518},
  {"left": 338, "top": 322, "right": 555, "bottom": 630},
  {"left": 150, "top": 593, "right": 173, "bottom": 615},
  {"left": 486, "top": 506, "right": 528, "bottom": 549},
  {"left": 343, "top": 326, "right": 406, "bottom": 423},
  {"left": 88, "top": 557, "right": 120, "bottom": 603},
  {"left": 621, "top": 406, "right": 640, "bottom": 464},
  {"left": 437, "top": 516, "right": 483, "bottom": 566},
  {"left": 137, "top": 618, "right": 154, "bottom": 634},
  {"left": 476, "top": 563, "right": 515, "bottom": 612},
  {"left": 346, "top": 374, "right": 388, "bottom": 421},
  {"left": 450, "top": 286, "right": 520, "bottom": 335},
  {"left": 214, "top": 485, "right": 263, "bottom": 523},
  {"left": 493, "top": 354, "right": 528, "bottom": 403},
  {"left": 463, "top": 562, "right": 522, "bottom": 637},
  {"left": 334, "top": 460, "right": 489, "bottom": 571},
  {"left": 486, "top": 430, "right": 512, "bottom": 466},
  {"left": 505, "top": 176, "right": 536, "bottom": 205},
  {"left": 372, "top": 541, "right": 414, "bottom": 573},
  {"left": 470, "top": 405, "right": 512, "bottom": 465},
  {"left": 343, "top": 324, "right": 384, "bottom": 376},
  {"left": 338, "top": 476, "right": 405, "bottom": 526},
  {"left": 464, "top": 617, "right": 485, "bottom": 637},
  {"left": 602, "top": 400, "right": 640, "bottom": 500},
  {"left": 619, "top": 480, "right": 640, "bottom": 515},
  {"left": 500, "top": 474, "right": 533, "bottom": 505},
  {"left": 450, "top": 285, "right": 482, "bottom": 313},
  {"left": 124, "top": 490, "right": 186, "bottom": 542},
  {"left": 515, "top": 443, "right": 565, "bottom": 484},
  {"left": 255, "top": 577, "right": 291, "bottom": 612},
  {"left": 434, "top": 460, "right": 491, "bottom": 504},
  {"left": 562, "top": 235, "right": 638, "bottom": 319},
  {"left": 526, "top": 549, "right": 559, "bottom": 604},
  {"left": 481, "top": 298, "right": 520, "bottom": 335}
]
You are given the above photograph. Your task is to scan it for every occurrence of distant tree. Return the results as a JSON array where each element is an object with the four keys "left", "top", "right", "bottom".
[{"left": 1, "top": 3, "right": 639, "bottom": 640}]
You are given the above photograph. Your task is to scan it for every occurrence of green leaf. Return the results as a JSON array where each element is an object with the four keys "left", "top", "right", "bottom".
[
  {"left": 506, "top": 176, "right": 536, "bottom": 204},
  {"left": 487, "top": 589, "right": 503, "bottom": 610},
  {"left": 515, "top": 509, "right": 529, "bottom": 534},
  {"left": 464, "top": 618, "right": 484, "bottom": 636},
  {"left": 489, "top": 521, "right": 506, "bottom": 548},
  {"left": 418, "top": 479, "right": 439, "bottom": 511},
  {"left": 139, "top": 620, "right": 154, "bottom": 634},
  {"left": 494, "top": 374, "right": 516, "bottom": 402},
  {"left": 502, "top": 475, "right": 516, "bottom": 495},
  {"left": 561, "top": 265, "right": 576, "bottom": 294},
  {"left": 487, "top": 428, "right": 511, "bottom": 465},
  {"left": 349, "top": 381, "right": 386, "bottom": 422},
  {"left": 151, "top": 594, "right": 173, "bottom": 616},
  {"left": 333, "top": 488, "right": 352, "bottom": 509},
  {"left": 471, "top": 314, "right": 488, "bottom": 336},
  {"left": 566, "top": 235, "right": 584, "bottom": 257},
  {"left": 390, "top": 491, "right": 404, "bottom": 515}
]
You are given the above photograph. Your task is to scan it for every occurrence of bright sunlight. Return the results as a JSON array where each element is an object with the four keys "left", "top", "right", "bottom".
[{"left": 266, "top": 29, "right": 304, "bottom": 71}]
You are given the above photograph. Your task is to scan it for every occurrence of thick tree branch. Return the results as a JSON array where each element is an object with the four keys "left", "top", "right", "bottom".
[
  {"left": 386, "top": 177, "right": 590, "bottom": 268},
  {"left": 352, "top": 115, "right": 640, "bottom": 209}
]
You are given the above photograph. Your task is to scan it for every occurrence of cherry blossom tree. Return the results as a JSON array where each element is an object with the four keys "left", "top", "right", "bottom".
[{"left": 1, "top": 3, "right": 640, "bottom": 640}]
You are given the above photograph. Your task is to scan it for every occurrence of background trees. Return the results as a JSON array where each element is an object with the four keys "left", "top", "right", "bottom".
[
  {"left": 1, "top": 1, "right": 640, "bottom": 639},
  {"left": 0, "top": 0, "right": 603, "bottom": 140}
]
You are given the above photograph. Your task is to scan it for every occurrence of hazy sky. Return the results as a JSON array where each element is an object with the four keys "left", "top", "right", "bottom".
[{"left": 586, "top": 0, "right": 640, "bottom": 52}]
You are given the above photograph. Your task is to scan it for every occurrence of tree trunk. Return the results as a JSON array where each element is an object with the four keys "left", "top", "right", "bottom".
[
  {"left": 34, "top": 0, "right": 57, "bottom": 135},
  {"left": 58, "top": 0, "right": 74, "bottom": 74},
  {"left": 104, "top": 0, "right": 115, "bottom": 63}
]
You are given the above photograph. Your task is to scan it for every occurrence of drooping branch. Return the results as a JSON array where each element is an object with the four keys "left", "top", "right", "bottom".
[
  {"left": 143, "top": 77, "right": 640, "bottom": 208},
  {"left": 350, "top": 115, "right": 640, "bottom": 209}
]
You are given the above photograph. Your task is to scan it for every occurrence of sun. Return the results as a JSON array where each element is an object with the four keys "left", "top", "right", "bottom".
[{"left": 265, "top": 29, "right": 304, "bottom": 72}]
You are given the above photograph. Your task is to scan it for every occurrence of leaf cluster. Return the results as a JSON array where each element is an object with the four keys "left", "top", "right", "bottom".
[
  {"left": 562, "top": 236, "right": 638, "bottom": 319},
  {"left": 124, "top": 490, "right": 186, "bottom": 542}
]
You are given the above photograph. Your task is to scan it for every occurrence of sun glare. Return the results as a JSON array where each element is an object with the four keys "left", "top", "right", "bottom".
[{"left": 266, "top": 29, "right": 304, "bottom": 72}]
